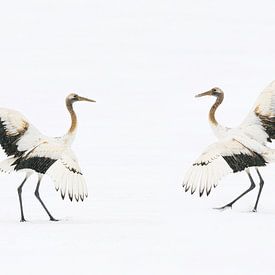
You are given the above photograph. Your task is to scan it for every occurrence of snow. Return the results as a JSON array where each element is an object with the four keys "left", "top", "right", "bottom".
[{"left": 0, "top": 0, "right": 275, "bottom": 274}]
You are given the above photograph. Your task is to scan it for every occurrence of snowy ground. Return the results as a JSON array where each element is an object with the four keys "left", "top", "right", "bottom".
[{"left": 1, "top": 1, "right": 275, "bottom": 274}]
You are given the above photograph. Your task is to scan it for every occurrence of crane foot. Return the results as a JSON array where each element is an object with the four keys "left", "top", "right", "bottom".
[
  {"left": 50, "top": 217, "right": 59, "bottom": 222},
  {"left": 213, "top": 204, "right": 232, "bottom": 211}
]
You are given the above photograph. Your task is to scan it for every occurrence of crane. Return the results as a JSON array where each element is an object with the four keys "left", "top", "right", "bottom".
[
  {"left": 183, "top": 81, "right": 275, "bottom": 212},
  {"left": 0, "top": 93, "right": 95, "bottom": 222}
]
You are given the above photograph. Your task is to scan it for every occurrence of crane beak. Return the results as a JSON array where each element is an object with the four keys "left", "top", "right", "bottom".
[
  {"left": 195, "top": 90, "right": 212, "bottom": 98},
  {"left": 78, "top": 96, "right": 96, "bottom": 103}
]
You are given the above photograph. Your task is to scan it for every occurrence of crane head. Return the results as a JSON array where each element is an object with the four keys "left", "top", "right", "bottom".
[
  {"left": 67, "top": 93, "right": 96, "bottom": 103},
  {"left": 195, "top": 87, "right": 223, "bottom": 98}
]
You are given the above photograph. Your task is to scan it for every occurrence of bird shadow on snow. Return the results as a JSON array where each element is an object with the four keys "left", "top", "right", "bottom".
[
  {"left": 239, "top": 209, "right": 275, "bottom": 216},
  {"left": 210, "top": 206, "right": 275, "bottom": 217},
  {"left": 0, "top": 216, "right": 159, "bottom": 225},
  {"left": 0, "top": 218, "right": 66, "bottom": 225},
  {"left": 0, "top": 216, "right": 72, "bottom": 225}
]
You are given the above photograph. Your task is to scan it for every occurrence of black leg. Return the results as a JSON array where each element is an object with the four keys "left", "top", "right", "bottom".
[
  {"left": 215, "top": 169, "right": 256, "bottom": 210},
  {"left": 18, "top": 174, "right": 30, "bottom": 222},
  {"left": 252, "top": 168, "right": 264, "bottom": 212},
  {"left": 34, "top": 176, "right": 58, "bottom": 221}
]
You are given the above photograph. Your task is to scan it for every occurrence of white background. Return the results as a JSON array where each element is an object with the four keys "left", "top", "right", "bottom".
[{"left": 0, "top": 1, "right": 275, "bottom": 274}]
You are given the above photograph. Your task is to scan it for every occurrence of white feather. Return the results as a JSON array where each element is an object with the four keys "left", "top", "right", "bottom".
[
  {"left": 239, "top": 80, "right": 275, "bottom": 144},
  {"left": 183, "top": 137, "right": 262, "bottom": 196},
  {"left": 46, "top": 157, "right": 87, "bottom": 202},
  {"left": 67, "top": 173, "right": 74, "bottom": 201},
  {"left": 0, "top": 157, "right": 17, "bottom": 173}
]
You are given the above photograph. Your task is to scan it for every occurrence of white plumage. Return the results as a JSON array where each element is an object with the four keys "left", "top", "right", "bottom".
[
  {"left": 0, "top": 93, "right": 95, "bottom": 221},
  {"left": 183, "top": 136, "right": 270, "bottom": 196},
  {"left": 240, "top": 80, "right": 275, "bottom": 143},
  {"left": 183, "top": 81, "right": 275, "bottom": 211},
  {"left": 47, "top": 148, "right": 88, "bottom": 201}
]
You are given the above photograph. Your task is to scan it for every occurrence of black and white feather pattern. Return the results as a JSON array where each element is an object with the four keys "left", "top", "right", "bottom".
[
  {"left": 183, "top": 138, "right": 268, "bottom": 196},
  {"left": 241, "top": 80, "right": 275, "bottom": 143},
  {"left": 46, "top": 150, "right": 88, "bottom": 202},
  {"left": 0, "top": 108, "right": 88, "bottom": 202},
  {"left": 0, "top": 108, "right": 45, "bottom": 157}
]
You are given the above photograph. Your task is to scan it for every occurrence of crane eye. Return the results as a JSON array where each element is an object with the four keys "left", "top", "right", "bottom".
[{"left": 212, "top": 88, "right": 216, "bottom": 92}]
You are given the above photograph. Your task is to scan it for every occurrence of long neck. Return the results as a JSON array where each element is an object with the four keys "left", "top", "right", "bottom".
[
  {"left": 209, "top": 93, "right": 224, "bottom": 126},
  {"left": 66, "top": 99, "right": 77, "bottom": 137}
]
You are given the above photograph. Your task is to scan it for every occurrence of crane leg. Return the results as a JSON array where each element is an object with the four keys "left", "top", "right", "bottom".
[
  {"left": 252, "top": 168, "right": 264, "bottom": 212},
  {"left": 215, "top": 169, "right": 256, "bottom": 210},
  {"left": 18, "top": 173, "right": 31, "bottom": 222},
  {"left": 34, "top": 176, "right": 58, "bottom": 221}
]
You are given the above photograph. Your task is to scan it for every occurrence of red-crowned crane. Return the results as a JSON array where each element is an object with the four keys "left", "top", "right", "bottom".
[
  {"left": 183, "top": 81, "right": 275, "bottom": 212},
  {"left": 0, "top": 93, "right": 95, "bottom": 222}
]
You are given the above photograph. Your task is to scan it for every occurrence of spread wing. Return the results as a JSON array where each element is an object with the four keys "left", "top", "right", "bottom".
[
  {"left": 13, "top": 142, "right": 88, "bottom": 202},
  {"left": 240, "top": 80, "right": 275, "bottom": 143},
  {"left": 0, "top": 108, "right": 45, "bottom": 157},
  {"left": 183, "top": 138, "right": 267, "bottom": 197},
  {"left": 0, "top": 108, "right": 88, "bottom": 202},
  {"left": 46, "top": 149, "right": 88, "bottom": 202}
]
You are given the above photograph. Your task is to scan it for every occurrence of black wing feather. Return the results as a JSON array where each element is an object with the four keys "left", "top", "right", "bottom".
[{"left": 0, "top": 118, "right": 28, "bottom": 157}]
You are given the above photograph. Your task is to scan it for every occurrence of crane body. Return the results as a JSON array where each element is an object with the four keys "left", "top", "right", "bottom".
[
  {"left": 183, "top": 81, "right": 275, "bottom": 211},
  {"left": 0, "top": 93, "right": 95, "bottom": 221}
]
